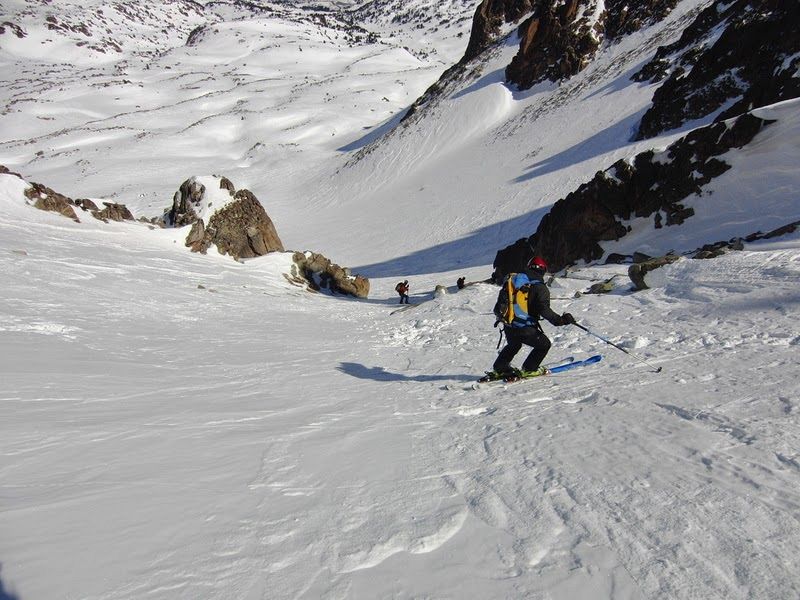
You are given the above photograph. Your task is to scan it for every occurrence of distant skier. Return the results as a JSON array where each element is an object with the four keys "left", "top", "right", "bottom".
[
  {"left": 395, "top": 280, "right": 410, "bottom": 304},
  {"left": 483, "top": 256, "right": 575, "bottom": 381},
  {"left": 457, "top": 276, "right": 466, "bottom": 290}
]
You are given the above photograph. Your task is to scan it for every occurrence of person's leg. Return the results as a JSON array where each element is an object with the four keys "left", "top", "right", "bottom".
[
  {"left": 493, "top": 329, "right": 522, "bottom": 374},
  {"left": 520, "top": 328, "right": 551, "bottom": 371}
]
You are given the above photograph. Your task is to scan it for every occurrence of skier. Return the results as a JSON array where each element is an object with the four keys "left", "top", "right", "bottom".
[
  {"left": 395, "top": 280, "right": 410, "bottom": 304},
  {"left": 486, "top": 256, "right": 575, "bottom": 381}
]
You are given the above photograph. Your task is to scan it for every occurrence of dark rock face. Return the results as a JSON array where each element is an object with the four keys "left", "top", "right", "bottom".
[
  {"left": 291, "top": 251, "right": 370, "bottom": 299},
  {"left": 492, "top": 238, "right": 535, "bottom": 283},
  {"left": 166, "top": 177, "right": 206, "bottom": 227},
  {"left": 634, "top": 0, "right": 800, "bottom": 139},
  {"left": 493, "top": 112, "right": 773, "bottom": 276},
  {"left": 505, "top": 0, "right": 680, "bottom": 90},
  {"left": 400, "top": 0, "right": 682, "bottom": 125},
  {"left": 505, "top": 0, "right": 602, "bottom": 89},
  {"left": 603, "top": 0, "right": 679, "bottom": 40},
  {"left": 462, "top": 0, "right": 533, "bottom": 63}
]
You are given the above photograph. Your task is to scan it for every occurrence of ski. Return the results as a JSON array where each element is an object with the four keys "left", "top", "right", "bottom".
[
  {"left": 476, "top": 355, "right": 602, "bottom": 385},
  {"left": 547, "top": 354, "right": 602, "bottom": 374},
  {"left": 476, "top": 356, "right": 578, "bottom": 384}
]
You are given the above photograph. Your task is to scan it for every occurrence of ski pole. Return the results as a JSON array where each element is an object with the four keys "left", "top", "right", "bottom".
[{"left": 573, "top": 323, "right": 663, "bottom": 373}]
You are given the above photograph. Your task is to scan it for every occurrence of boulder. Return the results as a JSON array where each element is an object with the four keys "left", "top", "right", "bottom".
[
  {"left": 92, "top": 202, "right": 135, "bottom": 222},
  {"left": 4, "top": 166, "right": 135, "bottom": 224},
  {"left": 291, "top": 251, "right": 370, "bottom": 299},
  {"left": 24, "top": 182, "right": 80, "bottom": 222},
  {"left": 165, "top": 176, "right": 284, "bottom": 261},
  {"left": 75, "top": 198, "right": 100, "bottom": 212},
  {"left": 604, "top": 253, "right": 631, "bottom": 264},
  {"left": 206, "top": 189, "right": 284, "bottom": 260},
  {"left": 166, "top": 178, "right": 206, "bottom": 227},
  {"left": 745, "top": 221, "right": 800, "bottom": 243},
  {"left": 185, "top": 220, "right": 205, "bottom": 251},
  {"left": 628, "top": 255, "right": 680, "bottom": 290}
]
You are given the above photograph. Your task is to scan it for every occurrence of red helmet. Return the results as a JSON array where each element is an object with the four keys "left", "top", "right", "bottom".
[{"left": 528, "top": 256, "right": 548, "bottom": 271}]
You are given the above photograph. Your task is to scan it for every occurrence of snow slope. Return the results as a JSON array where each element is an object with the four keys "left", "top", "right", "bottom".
[
  {"left": 2, "top": 178, "right": 799, "bottom": 598},
  {"left": 1, "top": 0, "right": 800, "bottom": 598}
]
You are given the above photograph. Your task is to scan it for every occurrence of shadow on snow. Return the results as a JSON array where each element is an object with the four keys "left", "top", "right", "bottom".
[
  {"left": 0, "top": 565, "right": 20, "bottom": 600},
  {"left": 338, "top": 362, "right": 475, "bottom": 383},
  {"left": 352, "top": 206, "right": 550, "bottom": 279},
  {"left": 513, "top": 107, "right": 648, "bottom": 183}
]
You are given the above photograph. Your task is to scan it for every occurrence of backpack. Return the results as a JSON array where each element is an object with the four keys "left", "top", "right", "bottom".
[
  {"left": 395, "top": 282, "right": 407, "bottom": 293},
  {"left": 493, "top": 272, "right": 540, "bottom": 327}
]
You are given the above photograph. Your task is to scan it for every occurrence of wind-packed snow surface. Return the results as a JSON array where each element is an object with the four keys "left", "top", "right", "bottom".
[{"left": 1, "top": 0, "right": 800, "bottom": 598}]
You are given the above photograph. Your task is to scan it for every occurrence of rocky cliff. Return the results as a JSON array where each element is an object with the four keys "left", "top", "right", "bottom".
[{"left": 634, "top": 0, "right": 800, "bottom": 139}]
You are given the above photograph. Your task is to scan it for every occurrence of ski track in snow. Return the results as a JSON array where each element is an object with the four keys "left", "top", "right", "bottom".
[{"left": 370, "top": 253, "right": 800, "bottom": 598}]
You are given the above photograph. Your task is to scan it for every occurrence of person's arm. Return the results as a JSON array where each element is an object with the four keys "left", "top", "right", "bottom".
[{"left": 531, "top": 284, "right": 566, "bottom": 326}]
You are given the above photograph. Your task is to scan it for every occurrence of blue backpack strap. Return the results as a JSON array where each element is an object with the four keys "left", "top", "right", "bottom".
[{"left": 511, "top": 273, "right": 531, "bottom": 288}]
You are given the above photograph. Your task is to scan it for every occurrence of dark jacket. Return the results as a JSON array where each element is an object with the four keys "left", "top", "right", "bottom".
[{"left": 524, "top": 269, "right": 564, "bottom": 327}]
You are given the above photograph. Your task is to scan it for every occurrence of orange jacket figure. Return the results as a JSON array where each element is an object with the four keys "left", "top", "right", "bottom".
[{"left": 395, "top": 280, "right": 410, "bottom": 304}]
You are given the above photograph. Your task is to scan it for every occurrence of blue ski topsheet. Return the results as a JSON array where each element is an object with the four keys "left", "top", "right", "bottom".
[{"left": 548, "top": 354, "right": 602, "bottom": 373}]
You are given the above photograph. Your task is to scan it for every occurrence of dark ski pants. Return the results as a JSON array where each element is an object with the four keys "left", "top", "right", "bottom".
[{"left": 493, "top": 325, "right": 551, "bottom": 373}]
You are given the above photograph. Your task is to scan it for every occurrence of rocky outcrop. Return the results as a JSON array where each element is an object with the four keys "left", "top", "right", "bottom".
[
  {"left": 205, "top": 189, "right": 283, "bottom": 260},
  {"left": 462, "top": 0, "right": 533, "bottom": 63},
  {"left": 628, "top": 255, "right": 680, "bottom": 290},
  {"left": 290, "top": 251, "right": 370, "bottom": 299},
  {"left": 163, "top": 177, "right": 236, "bottom": 227},
  {"left": 170, "top": 176, "right": 284, "bottom": 261},
  {"left": 603, "top": 0, "right": 678, "bottom": 41},
  {"left": 25, "top": 182, "right": 80, "bottom": 222},
  {"left": 401, "top": 0, "right": 683, "bottom": 126},
  {"left": 493, "top": 111, "right": 773, "bottom": 277},
  {"left": 492, "top": 238, "right": 535, "bottom": 283},
  {"left": 3, "top": 165, "right": 137, "bottom": 224},
  {"left": 0, "top": 21, "right": 27, "bottom": 38},
  {"left": 505, "top": 0, "right": 679, "bottom": 90},
  {"left": 505, "top": 0, "right": 602, "bottom": 89},
  {"left": 634, "top": 0, "right": 800, "bottom": 139},
  {"left": 93, "top": 202, "right": 135, "bottom": 222}
]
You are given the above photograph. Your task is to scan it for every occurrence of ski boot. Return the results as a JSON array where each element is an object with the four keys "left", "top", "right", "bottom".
[
  {"left": 504, "top": 366, "right": 548, "bottom": 383},
  {"left": 477, "top": 370, "right": 505, "bottom": 383}
]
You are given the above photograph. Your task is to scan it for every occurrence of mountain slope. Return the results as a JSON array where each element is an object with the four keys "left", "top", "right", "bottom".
[
  {"left": 2, "top": 177, "right": 799, "bottom": 598},
  {"left": 1, "top": 0, "right": 800, "bottom": 598}
]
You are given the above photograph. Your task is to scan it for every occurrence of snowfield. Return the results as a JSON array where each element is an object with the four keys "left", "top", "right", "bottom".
[
  {"left": 1, "top": 190, "right": 798, "bottom": 598},
  {"left": 1, "top": 0, "right": 799, "bottom": 598}
]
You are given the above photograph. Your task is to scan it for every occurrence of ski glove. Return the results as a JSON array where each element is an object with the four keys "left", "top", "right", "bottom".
[{"left": 561, "top": 312, "right": 576, "bottom": 325}]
